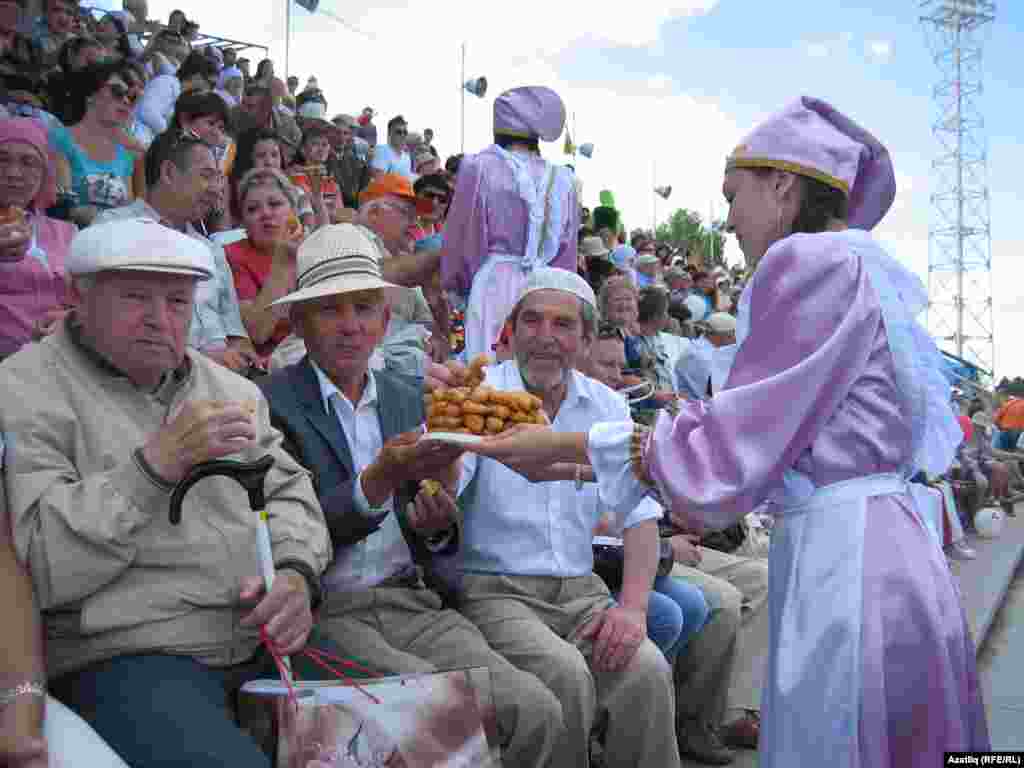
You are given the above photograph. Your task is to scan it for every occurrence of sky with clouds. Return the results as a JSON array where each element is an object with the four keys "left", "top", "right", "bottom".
[{"left": 138, "top": 0, "right": 1024, "bottom": 378}]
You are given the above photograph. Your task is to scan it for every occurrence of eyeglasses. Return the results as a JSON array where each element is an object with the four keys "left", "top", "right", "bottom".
[
  {"left": 104, "top": 82, "right": 138, "bottom": 105},
  {"left": 597, "top": 324, "right": 626, "bottom": 341},
  {"left": 420, "top": 190, "right": 449, "bottom": 204}
]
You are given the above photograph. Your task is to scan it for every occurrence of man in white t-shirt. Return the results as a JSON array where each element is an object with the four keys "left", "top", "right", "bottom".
[{"left": 370, "top": 115, "right": 414, "bottom": 180}]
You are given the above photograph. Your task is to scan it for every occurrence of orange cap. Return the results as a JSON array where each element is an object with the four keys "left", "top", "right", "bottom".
[{"left": 360, "top": 173, "right": 433, "bottom": 215}]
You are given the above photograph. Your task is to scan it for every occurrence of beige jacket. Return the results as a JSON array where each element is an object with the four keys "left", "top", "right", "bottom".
[{"left": 0, "top": 321, "right": 331, "bottom": 678}]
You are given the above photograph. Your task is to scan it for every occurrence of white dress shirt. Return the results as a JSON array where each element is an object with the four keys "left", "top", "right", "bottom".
[
  {"left": 456, "top": 361, "right": 662, "bottom": 578},
  {"left": 313, "top": 364, "right": 414, "bottom": 591},
  {"left": 675, "top": 336, "right": 714, "bottom": 400}
]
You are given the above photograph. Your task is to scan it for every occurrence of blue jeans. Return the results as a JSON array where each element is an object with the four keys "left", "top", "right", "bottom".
[
  {"left": 653, "top": 573, "right": 710, "bottom": 661},
  {"left": 617, "top": 575, "right": 709, "bottom": 663}
]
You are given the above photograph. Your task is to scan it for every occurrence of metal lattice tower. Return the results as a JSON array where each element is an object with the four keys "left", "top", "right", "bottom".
[{"left": 920, "top": 0, "right": 996, "bottom": 374}]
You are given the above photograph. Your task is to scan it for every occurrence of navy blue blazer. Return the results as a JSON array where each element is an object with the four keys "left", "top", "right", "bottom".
[{"left": 258, "top": 357, "right": 449, "bottom": 562}]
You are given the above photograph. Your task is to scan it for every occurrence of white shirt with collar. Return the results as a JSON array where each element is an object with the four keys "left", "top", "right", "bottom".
[
  {"left": 313, "top": 362, "right": 415, "bottom": 591},
  {"left": 456, "top": 361, "right": 662, "bottom": 578}
]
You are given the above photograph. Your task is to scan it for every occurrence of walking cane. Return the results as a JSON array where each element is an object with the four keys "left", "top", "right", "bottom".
[{"left": 168, "top": 455, "right": 292, "bottom": 682}]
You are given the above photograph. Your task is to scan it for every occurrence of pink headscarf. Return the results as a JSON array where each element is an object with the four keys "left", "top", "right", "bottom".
[{"left": 0, "top": 117, "right": 58, "bottom": 211}]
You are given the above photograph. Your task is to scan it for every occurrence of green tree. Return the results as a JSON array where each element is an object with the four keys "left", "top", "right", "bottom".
[{"left": 655, "top": 208, "right": 727, "bottom": 268}]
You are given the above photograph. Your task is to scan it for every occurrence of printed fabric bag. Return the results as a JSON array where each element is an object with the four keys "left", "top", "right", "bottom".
[{"left": 240, "top": 664, "right": 502, "bottom": 768}]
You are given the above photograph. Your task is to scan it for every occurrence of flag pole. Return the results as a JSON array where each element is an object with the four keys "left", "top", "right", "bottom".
[
  {"left": 284, "top": 0, "right": 291, "bottom": 80},
  {"left": 460, "top": 42, "right": 466, "bottom": 153}
]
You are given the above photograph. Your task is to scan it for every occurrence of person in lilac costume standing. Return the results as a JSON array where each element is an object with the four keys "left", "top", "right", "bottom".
[
  {"left": 450, "top": 97, "right": 990, "bottom": 768},
  {"left": 440, "top": 86, "right": 580, "bottom": 361}
]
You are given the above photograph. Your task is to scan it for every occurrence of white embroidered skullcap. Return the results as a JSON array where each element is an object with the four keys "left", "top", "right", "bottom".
[
  {"left": 67, "top": 219, "right": 214, "bottom": 280},
  {"left": 517, "top": 267, "right": 597, "bottom": 311}
]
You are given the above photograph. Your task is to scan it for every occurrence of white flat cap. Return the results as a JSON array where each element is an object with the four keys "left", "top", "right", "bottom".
[
  {"left": 271, "top": 224, "right": 396, "bottom": 306},
  {"left": 704, "top": 312, "right": 737, "bottom": 334},
  {"left": 67, "top": 219, "right": 214, "bottom": 280},
  {"left": 518, "top": 267, "right": 597, "bottom": 311}
]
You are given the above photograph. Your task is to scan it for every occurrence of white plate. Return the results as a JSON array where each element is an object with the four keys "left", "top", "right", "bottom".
[{"left": 422, "top": 431, "right": 483, "bottom": 446}]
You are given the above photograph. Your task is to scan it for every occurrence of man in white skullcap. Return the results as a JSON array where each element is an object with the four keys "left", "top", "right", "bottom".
[
  {"left": 450, "top": 266, "right": 682, "bottom": 768},
  {"left": 0, "top": 219, "right": 332, "bottom": 768},
  {"left": 676, "top": 312, "right": 737, "bottom": 400}
]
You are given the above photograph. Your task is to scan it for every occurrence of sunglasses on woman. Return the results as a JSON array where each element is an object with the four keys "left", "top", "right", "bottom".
[{"left": 106, "top": 82, "right": 138, "bottom": 105}]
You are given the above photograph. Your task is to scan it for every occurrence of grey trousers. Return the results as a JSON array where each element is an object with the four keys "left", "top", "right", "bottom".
[
  {"left": 459, "top": 572, "right": 682, "bottom": 768},
  {"left": 318, "top": 584, "right": 565, "bottom": 768},
  {"left": 671, "top": 546, "right": 770, "bottom": 722}
]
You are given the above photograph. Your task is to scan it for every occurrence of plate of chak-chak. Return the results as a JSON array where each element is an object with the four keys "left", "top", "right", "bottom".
[{"left": 423, "top": 355, "right": 548, "bottom": 446}]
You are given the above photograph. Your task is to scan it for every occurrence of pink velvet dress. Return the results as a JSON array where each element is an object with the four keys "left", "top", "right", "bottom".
[
  {"left": 439, "top": 146, "right": 579, "bottom": 360},
  {"left": 589, "top": 229, "right": 989, "bottom": 768}
]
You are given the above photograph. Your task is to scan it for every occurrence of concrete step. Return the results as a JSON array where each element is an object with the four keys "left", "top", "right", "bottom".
[{"left": 951, "top": 512, "right": 1024, "bottom": 648}]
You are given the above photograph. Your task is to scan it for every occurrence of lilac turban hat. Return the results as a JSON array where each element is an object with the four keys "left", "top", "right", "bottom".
[
  {"left": 493, "top": 86, "right": 566, "bottom": 143},
  {"left": 725, "top": 96, "right": 896, "bottom": 230}
]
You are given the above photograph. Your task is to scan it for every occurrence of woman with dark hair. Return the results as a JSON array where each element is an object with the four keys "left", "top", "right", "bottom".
[
  {"left": 452, "top": 97, "right": 988, "bottom": 767},
  {"left": 169, "top": 90, "right": 232, "bottom": 169},
  {"left": 225, "top": 128, "right": 315, "bottom": 236},
  {"left": 254, "top": 58, "right": 273, "bottom": 84},
  {"left": 285, "top": 120, "right": 333, "bottom": 230},
  {"left": 50, "top": 59, "right": 138, "bottom": 226},
  {"left": 44, "top": 36, "right": 106, "bottom": 124},
  {"left": 439, "top": 86, "right": 579, "bottom": 359},
  {"left": 93, "top": 13, "right": 133, "bottom": 61}
]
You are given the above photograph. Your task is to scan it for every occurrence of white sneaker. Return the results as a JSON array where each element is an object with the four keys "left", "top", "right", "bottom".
[{"left": 947, "top": 542, "right": 977, "bottom": 561}]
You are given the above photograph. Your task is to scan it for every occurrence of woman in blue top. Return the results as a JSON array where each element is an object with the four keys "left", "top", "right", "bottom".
[{"left": 50, "top": 59, "right": 139, "bottom": 228}]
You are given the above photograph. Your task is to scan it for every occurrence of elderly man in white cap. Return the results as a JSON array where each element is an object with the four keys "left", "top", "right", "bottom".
[
  {"left": 258, "top": 225, "right": 566, "bottom": 768},
  {"left": 676, "top": 312, "right": 737, "bottom": 400},
  {"left": 448, "top": 266, "right": 681, "bottom": 768},
  {"left": 0, "top": 219, "right": 332, "bottom": 768}
]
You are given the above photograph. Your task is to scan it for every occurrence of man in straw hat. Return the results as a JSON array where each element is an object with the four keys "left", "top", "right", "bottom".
[
  {"left": 258, "top": 224, "right": 566, "bottom": 768},
  {"left": 447, "top": 266, "right": 682, "bottom": 768},
  {"left": 440, "top": 86, "right": 580, "bottom": 361},
  {"left": 0, "top": 219, "right": 333, "bottom": 767}
]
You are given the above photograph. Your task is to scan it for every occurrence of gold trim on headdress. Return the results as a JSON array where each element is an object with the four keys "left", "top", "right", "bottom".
[
  {"left": 494, "top": 129, "right": 537, "bottom": 140},
  {"left": 725, "top": 155, "right": 850, "bottom": 195}
]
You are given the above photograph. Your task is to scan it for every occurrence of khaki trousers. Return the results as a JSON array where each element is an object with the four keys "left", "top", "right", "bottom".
[
  {"left": 459, "top": 572, "right": 681, "bottom": 768},
  {"left": 671, "top": 546, "right": 770, "bottom": 722},
  {"left": 318, "top": 584, "right": 564, "bottom": 768}
]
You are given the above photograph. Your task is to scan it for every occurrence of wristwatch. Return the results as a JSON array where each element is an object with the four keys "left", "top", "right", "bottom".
[{"left": 0, "top": 681, "right": 45, "bottom": 709}]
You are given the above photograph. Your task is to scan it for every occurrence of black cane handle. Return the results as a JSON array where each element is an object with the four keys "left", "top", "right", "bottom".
[{"left": 168, "top": 455, "right": 275, "bottom": 525}]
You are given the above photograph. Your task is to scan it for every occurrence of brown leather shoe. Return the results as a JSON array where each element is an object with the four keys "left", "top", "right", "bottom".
[
  {"left": 721, "top": 710, "right": 760, "bottom": 749},
  {"left": 677, "top": 717, "right": 735, "bottom": 765}
]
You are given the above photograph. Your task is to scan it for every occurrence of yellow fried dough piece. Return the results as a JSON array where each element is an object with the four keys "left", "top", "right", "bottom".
[
  {"left": 468, "top": 353, "right": 492, "bottom": 376},
  {"left": 526, "top": 393, "right": 544, "bottom": 411},
  {"left": 509, "top": 410, "right": 533, "bottom": 423},
  {"left": 420, "top": 479, "right": 442, "bottom": 497},
  {"left": 461, "top": 400, "right": 490, "bottom": 415},
  {"left": 491, "top": 404, "right": 511, "bottom": 420},
  {"left": 469, "top": 386, "right": 493, "bottom": 403},
  {"left": 463, "top": 414, "right": 486, "bottom": 433},
  {"left": 445, "top": 403, "right": 463, "bottom": 418},
  {"left": 485, "top": 417, "right": 505, "bottom": 432},
  {"left": 534, "top": 411, "right": 548, "bottom": 424},
  {"left": 430, "top": 416, "right": 463, "bottom": 430}
]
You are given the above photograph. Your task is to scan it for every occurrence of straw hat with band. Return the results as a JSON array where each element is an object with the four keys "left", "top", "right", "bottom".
[{"left": 272, "top": 224, "right": 396, "bottom": 307}]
